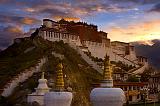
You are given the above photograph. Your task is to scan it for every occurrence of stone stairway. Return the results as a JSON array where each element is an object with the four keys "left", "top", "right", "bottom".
[
  {"left": 131, "top": 63, "right": 148, "bottom": 74},
  {"left": 69, "top": 43, "right": 148, "bottom": 75},
  {"left": 112, "top": 52, "right": 148, "bottom": 74},
  {"left": 111, "top": 51, "right": 139, "bottom": 67},
  {"left": 69, "top": 44, "right": 103, "bottom": 74}
]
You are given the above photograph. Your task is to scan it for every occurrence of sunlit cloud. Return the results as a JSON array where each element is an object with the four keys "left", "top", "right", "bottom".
[
  {"left": 20, "top": 17, "right": 40, "bottom": 25},
  {"left": 53, "top": 16, "right": 80, "bottom": 21},
  {"left": 106, "top": 19, "right": 160, "bottom": 43},
  {"left": 6, "top": 26, "right": 23, "bottom": 34},
  {"left": 24, "top": 8, "right": 35, "bottom": 12},
  {"left": 137, "top": 40, "right": 155, "bottom": 46}
]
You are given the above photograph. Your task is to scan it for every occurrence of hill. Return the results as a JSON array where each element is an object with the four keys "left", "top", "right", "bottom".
[
  {"left": 0, "top": 36, "right": 102, "bottom": 106},
  {"left": 132, "top": 39, "right": 160, "bottom": 70}
]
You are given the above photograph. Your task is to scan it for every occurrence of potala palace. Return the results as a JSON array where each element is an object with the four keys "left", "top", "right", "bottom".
[
  {"left": 38, "top": 19, "right": 149, "bottom": 74},
  {"left": 0, "top": 18, "right": 156, "bottom": 106}
]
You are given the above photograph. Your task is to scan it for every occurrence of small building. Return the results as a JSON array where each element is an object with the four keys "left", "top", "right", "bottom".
[
  {"left": 137, "top": 56, "right": 148, "bottom": 65},
  {"left": 113, "top": 68, "right": 129, "bottom": 82},
  {"left": 149, "top": 73, "right": 160, "bottom": 93},
  {"left": 114, "top": 82, "right": 149, "bottom": 103}
]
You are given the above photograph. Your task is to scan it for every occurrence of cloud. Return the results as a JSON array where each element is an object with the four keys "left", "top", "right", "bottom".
[
  {"left": 0, "top": 14, "right": 41, "bottom": 25},
  {"left": 21, "top": 0, "right": 137, "bottom": 18},
  {"left": 0, "top": 26, "right": 24, "bottom": 49},
  {"left": 20, "top": 17, "right": 41, "bottom": 25},
  {"left": 150, "top": 3, "right": 160, "bottom": 12},
  {"left": 24, "top": 8, "right": 35, "bottom": 12},
  {"left": 53, "top": 16, "right": 80, "bottom": 21},
  {"left": 6, "top": 26, "right": 23, "bottom": 33},
  {"left": 106, "top": 19, "right": 160, "bottom": 42},
  {"left": 134, "top": 40, "right": 155, "bottom": 46},
  {"left": 108, "top": 0, "right": 160, "bottom": 4}
]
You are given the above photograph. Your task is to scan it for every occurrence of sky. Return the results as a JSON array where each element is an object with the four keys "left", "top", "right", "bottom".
[{"left": 0, "top": 0, "right": 160, "bottom": 49}]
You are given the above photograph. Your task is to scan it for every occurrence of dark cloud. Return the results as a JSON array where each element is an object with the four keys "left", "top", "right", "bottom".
[
  {"left": 109, "top": 0, "right": 160, "bottom": 4},
  {"left": 2, "top": 0, "right": 159, "bottom": 20},
  {"left": 0, "top": 26, "right": 24, "bottom": 49},
  {"left": 132, "top": 39, "right": 160, "bottom": 69},
  {"left": 0, "top": 0, "right": 160, "bottom": 49},
  {"left": 40, "top": 8, "right": 70, "bottom": 16},
  {"left": 150, "top": 3, "right": 160, "bottom": 12},
  {"left": 22, "top": 1, "right": 133, "bottom": 18},
  {"left": 0, "top": 14, "right": 41, "bottom": 25}
]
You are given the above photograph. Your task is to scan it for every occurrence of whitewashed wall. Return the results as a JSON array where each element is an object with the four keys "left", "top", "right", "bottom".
[
  {"left": 39, "top": 30, "right": 82, "bottom": 46},
  {"left": 82, "top": 41, "right": 107, "bottom": 59},
  {"left": 1, "top": 57, "right": 47, "bottom": 97}
]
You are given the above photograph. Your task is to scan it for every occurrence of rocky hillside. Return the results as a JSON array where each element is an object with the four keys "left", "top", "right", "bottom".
[{"left": 0, "top": 36, "right": 102, "bottom": 106}]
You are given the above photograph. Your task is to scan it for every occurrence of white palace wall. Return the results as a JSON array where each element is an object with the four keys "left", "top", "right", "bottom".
[
  {"left": 108, "top": 48, "right": 138, "bottom": 67},
  {"left": 82, "top": 41, "right": 107, "bottom": 59},
  {"left": 39, "top": 29, "right": 141, "bottom": 67},
  {"left": 82, "top": 41, "right": 138, "bottom": 67},
  {"left": 39, "top": 30, "right": 82, "bottom": 46},
  {"left": 1, "top": 58, "right": 47, "bottom": 97}
]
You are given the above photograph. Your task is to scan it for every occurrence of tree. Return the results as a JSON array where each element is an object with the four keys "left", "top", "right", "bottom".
[{"left": 127, "top": 76, "right": 139, "bottom": 82}]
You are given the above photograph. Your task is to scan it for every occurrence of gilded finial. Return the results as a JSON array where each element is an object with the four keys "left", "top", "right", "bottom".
[
  {"left": 55, "top": 62, "right": 64, "bottom": 91},
  {"left": 103, "top": 55, "right": 112, "bottom": 80}
]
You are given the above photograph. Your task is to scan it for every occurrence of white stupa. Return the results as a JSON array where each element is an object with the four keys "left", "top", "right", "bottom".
[
  {"left": 44, "top": 63, "right": 72, "bottom": 106},
  {"left": 27, "top": 72, "right": 50, "bottom": 105},
  {"left": 90, "top": 55, "right": 126, "bottom": 106}
]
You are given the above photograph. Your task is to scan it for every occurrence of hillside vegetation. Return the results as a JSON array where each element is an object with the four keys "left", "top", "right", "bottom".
[{"left": 0, "top": 36, "right": 102, "bottom": 106}]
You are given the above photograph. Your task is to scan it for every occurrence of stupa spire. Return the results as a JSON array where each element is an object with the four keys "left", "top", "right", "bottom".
[
  {"left": 100, "top": 55, "right": 113, "bottom": 88},
  {"left": 44, "top": 62, "right": 73, "bottom": 106},
  {"left": 90, "top": 54, "right": 125, "bottom": 106},
  {"left": 55, "top": 62, "right": 65, "bottom": 91},
  {"left": 41, "top": 71, "right": 45, "bottom": 79},
  {"left": 103, "top": 55, "right": 112, "bottom": 80}
]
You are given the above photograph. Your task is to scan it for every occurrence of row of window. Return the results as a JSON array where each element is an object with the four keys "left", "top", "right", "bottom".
[
  {"left": 45, "top": 31, "right": 78, "bottom": 40},
  {"left": 119, "top": 86, "right": 144, "bottom": 91}
]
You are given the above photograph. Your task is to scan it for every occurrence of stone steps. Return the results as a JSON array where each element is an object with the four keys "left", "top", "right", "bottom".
[{"left": 69, "top": 44, "right": 103, "bottom": 74}]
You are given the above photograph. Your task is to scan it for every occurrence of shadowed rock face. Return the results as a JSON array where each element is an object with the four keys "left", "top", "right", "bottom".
[{"left": 132, "top": 39, "right": 160, "bottom": 70}]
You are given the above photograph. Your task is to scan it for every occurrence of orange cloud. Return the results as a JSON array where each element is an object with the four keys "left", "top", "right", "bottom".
[
  {"left": 137, "top": 40, "right": 155, "bottom": 46},
  {"left": 53, "top": 16, "right": 80, "bottom": 21},
  {"left": 21, "top": 17, "right": 40, "bottom": 25},
  {"left": 24, "top": 8, "right": 35, "bottom": 12},
  {"left": 106, "top": 20, "right": 160, "bottom": 43},
  {"left": 6, "top": 26, "right": 23, "bottom": 34}
]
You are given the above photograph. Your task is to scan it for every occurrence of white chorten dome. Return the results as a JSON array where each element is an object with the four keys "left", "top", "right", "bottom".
[
  {"left": 44, "top": 63, "right": 73, "bottom": 106},
  {"left": 90, "top": 88, "right": 125, "bottom": 106},
  {"left": 90, "top": 55, "right": 125, "bottom": 106},
  {"left": 44, "top": 92, "right": 72, "bottom": 106}
]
